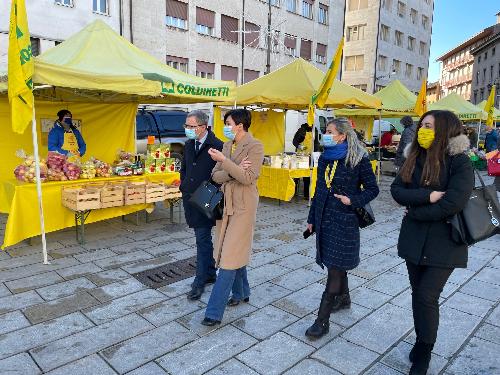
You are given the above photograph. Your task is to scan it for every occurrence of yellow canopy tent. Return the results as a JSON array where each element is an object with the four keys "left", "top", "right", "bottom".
[
  {"left": 225, "top": 58, "right": 381, "bottom": 110},
  {"left": 429, "top": 92, "right": 486, "bottom": 121},
  {"left": 0, "top": 20, "right": 235, "bottom": 103},
  {"left": 477, "top": 100, "right": 500, "bottom": 121}
]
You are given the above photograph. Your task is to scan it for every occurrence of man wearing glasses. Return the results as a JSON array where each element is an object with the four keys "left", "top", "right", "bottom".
[{"left": 180, "top": 110, "right": 224, "bottom": 300}]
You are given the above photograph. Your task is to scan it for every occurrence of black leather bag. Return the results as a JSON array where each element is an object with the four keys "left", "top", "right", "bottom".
[
  {"left": 188, "top": 180, "right": 224, "bottom": 221},
  {"left": 355, "top": 203, "right": 376, "bottom": 228},
  {"left": 449, "top": 169, "right": 500, "bottom": 245}
]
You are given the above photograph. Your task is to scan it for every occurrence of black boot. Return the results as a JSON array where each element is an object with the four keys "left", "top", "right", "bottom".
[
  {"left": 409, "top": 342, "right": 433, "bottom": 375},
  {"left": 331, "top": 273, "right": 351, "bottom": 311},
  {"left": 305, "top": 292, "right": 335, "bottom": 339},
  {"left": 409, "top": 338, "right": 419, "bottom": 362}
]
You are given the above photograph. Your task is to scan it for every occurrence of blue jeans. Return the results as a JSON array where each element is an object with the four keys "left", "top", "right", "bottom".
[
  {"left": 205, "top": 267, "right": 250, "bottom": 321},
  {"left": 192, "top": 227, "right": 217, "bottom": 288}
]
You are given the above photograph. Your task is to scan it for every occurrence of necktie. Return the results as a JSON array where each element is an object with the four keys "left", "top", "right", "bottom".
[{"left": 195, "top": 141, "right": 200, "bottom": 153}]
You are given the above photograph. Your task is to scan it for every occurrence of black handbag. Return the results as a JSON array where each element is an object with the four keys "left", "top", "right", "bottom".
[
  {"left": 355, "top": 203, "right": 376, "bottom": 228},
  {"left": 449, "top": 168, "right": 500, "bottom": 245},
  {"left": 188, "top": 180, "right": 224, "bottom": 221}
]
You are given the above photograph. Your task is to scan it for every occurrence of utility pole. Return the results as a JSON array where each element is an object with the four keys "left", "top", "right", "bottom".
[
  {"left": 241, "top": 0, "right": 246, "bottom": 84},
  {"left": 265, "top": 0, "right": 272, "bottom": 74}
]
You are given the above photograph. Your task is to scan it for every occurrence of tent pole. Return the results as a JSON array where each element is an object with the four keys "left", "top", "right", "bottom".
[
  {"left": 477, "top": 119, "right": 481, "bottom": 149},
  {"left": 308, "top": 106, "right": 315, "bottom": 207},
  {"left": 377, "top": 110, "right": 381, "bottom": 183},
  {"left": 31, "top": 105, "right": 49, "bottom": 265}
]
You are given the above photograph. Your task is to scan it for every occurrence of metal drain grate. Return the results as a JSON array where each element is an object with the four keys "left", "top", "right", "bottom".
[{"left": 132, "top": 256, "right": 197, "bottom": 288}]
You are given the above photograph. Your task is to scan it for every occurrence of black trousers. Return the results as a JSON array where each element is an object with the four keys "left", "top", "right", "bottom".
[{"left": 406, "top": 261, "right": 454, "bottom": 344}]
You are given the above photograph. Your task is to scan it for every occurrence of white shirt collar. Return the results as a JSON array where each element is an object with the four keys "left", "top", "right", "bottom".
[{"left": 197, "top": 130, "right": 209, "bottom": 146}]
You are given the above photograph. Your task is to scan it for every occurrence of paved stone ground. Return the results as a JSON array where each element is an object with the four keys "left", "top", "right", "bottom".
[{"left": 0, "top": 175, "right": 499, "bottom": 375}]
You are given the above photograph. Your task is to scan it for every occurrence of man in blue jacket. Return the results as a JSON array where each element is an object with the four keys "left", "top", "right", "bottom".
[
  {"left": 485, "top": 126, "right": 498, "bottom": 152},
  {"left": 48, "top": 110, "right": 86, "bottom": 157},
  {"left": 180, "top": 110, "right": 223, "bottom": 300}
]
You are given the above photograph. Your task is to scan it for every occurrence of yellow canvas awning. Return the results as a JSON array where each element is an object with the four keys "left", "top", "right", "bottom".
[
  {"left": 0, "top": 20, "right": 235, "bottom": 103},
  {"left": 477, "top": 100, "right": 500, "bottom": 120},
  {"left": 429, "top": 92, "right": 486, "bottom": 121},
  {"left": 227, "top": 58, "right": 381, "bottom": 110},
  {"left": 335, "top": 80, "right": 418, "bottom": 117}
]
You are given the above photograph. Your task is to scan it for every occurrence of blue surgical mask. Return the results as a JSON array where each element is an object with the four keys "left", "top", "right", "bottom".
[
  {"left": 223, "top": 126, "right": 235, "bottom": 140},
  {"left": 185, "top": 128, "right": 197, "bottom": 140},
  {"left": 63, "top": 117, "right": 73, "bottom": 126},
  {"left": 322, "top": 134, "right": 337, "bottom": 147}
]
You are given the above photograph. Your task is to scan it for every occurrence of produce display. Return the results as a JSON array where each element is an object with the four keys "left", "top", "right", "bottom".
[
  {"left": 148, "top": 144, "right": 171, "bottom": 159},
  {"left": 13, "top": 151, "right": 48, "bottom": 183},
  {"left": 63, "top": 162, "right": 82, "bottom": 181},
  {"left": 92, "top": 158, "right": 112, "bottom": 178},
  {"left": 80, "top": 161, "right": 97, "bottom": 179}
]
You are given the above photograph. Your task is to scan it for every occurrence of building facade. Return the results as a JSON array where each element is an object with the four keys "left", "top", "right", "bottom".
[
  {"left": 341, "top": 0, "right": 433, "bottom": 94},
  {"left": 470, "top": 13, "right": 500, "bottom": 107},
  {"left": 426, "top": 80, "right": 439, "bottom": 104}
]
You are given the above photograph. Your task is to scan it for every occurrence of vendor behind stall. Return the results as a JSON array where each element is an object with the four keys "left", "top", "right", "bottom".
[
  {"left": 292, "top": 123, "right": 320, "bottom": 200},
  {"left": 48, "top": 110, "right": 86, "bottom": 158}
]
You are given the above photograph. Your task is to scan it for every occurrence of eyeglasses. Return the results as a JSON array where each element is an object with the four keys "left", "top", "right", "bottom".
[{"left": 183, "top": 124, "right": 206, "bottom": 129}]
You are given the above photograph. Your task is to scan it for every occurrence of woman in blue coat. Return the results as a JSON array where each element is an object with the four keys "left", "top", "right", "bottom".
[
  {"left": 48, "top": 109, "right": 86, "bottom": 157},
  {"left": 305, "top": 118, "right": 379, "bottom": 339}
]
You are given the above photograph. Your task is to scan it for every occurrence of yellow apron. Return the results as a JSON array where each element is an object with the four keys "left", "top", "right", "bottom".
[
  {"left": 62, "top": 130, "right": 80, "bottom": 162},
  {"left": 301, "top": 131, "right": 313, "bottom": 155}
]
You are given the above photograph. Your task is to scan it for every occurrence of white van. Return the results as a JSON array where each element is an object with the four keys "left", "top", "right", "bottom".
[{"left": 284, "top": 109, "right": 333, "bottom": 152}]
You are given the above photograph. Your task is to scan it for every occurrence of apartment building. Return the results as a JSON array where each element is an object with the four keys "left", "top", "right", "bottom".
[
  {"left": 341, "top": 0, "right": 433, "bottom": 94},
  {"left": 426, "top": 80, "right": 439, "bottom": 104},
  {"left": 470, "top": 13, "right": 500, "bottom": 107}
]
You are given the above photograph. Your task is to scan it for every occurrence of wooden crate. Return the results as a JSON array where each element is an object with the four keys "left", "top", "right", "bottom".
[
  {"left": 101, "top": 183, "right": 125, "bottom": 208},
  {"left": 146, "top": 182, "right": 166, "bottom": 203},
  {"left": 62, "top": 187, "right": 101, "bottom": 211},
  {"left": 125, "top": 182, "right": 146, "bottom": 205},
  {"left": 165, "top": 185, "right": 182, "bottom": 200}
]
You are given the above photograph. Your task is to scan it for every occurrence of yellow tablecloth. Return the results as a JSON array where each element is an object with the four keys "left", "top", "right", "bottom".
[
  {"left": 257, "top": 166, "right": 313, "bottom": 201},
  {"left": 1, "top": 173, "right": 179, "bottom": 249}
]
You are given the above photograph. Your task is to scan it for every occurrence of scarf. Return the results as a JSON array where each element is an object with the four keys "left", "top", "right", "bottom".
[{"left": 322, "top": 142, "right": 348, "bottom": 161}]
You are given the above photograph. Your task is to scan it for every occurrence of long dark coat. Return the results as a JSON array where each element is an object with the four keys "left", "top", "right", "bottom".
[
  {"left": 307, "top": 154, "right": 379, "bottom": 270},
  {"left": 390, "top": 134, "right": 474, "bottom": 268},
  {"left": 180, "top": 131, "right": 223, "bottom": 228}
]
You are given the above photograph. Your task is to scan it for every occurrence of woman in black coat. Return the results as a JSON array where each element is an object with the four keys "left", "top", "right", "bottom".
[
  {"left": 391, "top": 110, "right": 474, "bottom": 375},
  {"left": 305, "top": 118, "right": 379, "bottom": 339}
]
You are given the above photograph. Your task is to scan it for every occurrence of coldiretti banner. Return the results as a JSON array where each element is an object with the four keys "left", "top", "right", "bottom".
[{"left": 161, "top": 82, "right": 230, "bottom": 98}]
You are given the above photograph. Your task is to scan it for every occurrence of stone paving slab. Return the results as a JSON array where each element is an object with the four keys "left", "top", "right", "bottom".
[
  {"left": 44, "top": 354, "right": 116, "bottom": 375},
  {"left": 443, "top": 291, "right": 495, "bottom": 317},
  {"left": 0, "top": 290, "right": 44, "bottom": 315},
  {"left": 5, "top": 272, "right": 64, "bottom": 294},
  {"left": 272, "top": 283, "right": 325, "bottom": 317},
  {"left": 88, "top": 277, "right": 146, "bottom": 303},
  {"left": 56, "top": 262, "right": 103, "bottom": 280},
  {"left": 283, "top": 359, "right": 342, "bottom": 375},
  {"left": 246, "top": 282, "right": 292, "bottom": 308},
  {"left": 139, "top": 295, "right": 205, "bottom": 327},
  {"left": 204, "top": 359, "right": 259, "bottom": 375},
  {"left": 36, "top": 277, "right": 97, "bottom": 301},
  {"left": 126, "top": 362, "right": 168, "bottom": 375},
  {"left": 85, "top": 268, "right": 131, "bottom": 286},
  {"left": 0, "top": 310, "right": 31, "bottom": 335},
  {"left": 0, "top": 283, "right": 11, "bottom": 297},
  {"left": 444, "top": 337, "right": 500, "bottom": 375},
  {"left": 0, "top": 352, "right": 41, "bottom": 375},
  {"left": 233, "top": 305, "right": 299, "bottom": 339}
]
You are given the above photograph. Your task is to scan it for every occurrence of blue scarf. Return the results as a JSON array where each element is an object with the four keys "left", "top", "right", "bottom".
[{"left": 322, "top": 142, "right": 348, "bottom": 161}]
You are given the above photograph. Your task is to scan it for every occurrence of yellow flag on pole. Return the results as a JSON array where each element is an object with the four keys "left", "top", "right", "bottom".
[
  {"left": 485, "top": 85, "right": 496, "bottom": 126},
  {"left": 8, "top": 0, "right": 34, "bottom": 134},
  {"left": 414, "top": 79, "right": 427, "bottom": 117}
]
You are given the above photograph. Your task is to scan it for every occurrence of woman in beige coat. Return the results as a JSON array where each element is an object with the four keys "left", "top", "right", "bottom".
[{"left": 202, "top": 109, "right": 264, "bottom": 326}]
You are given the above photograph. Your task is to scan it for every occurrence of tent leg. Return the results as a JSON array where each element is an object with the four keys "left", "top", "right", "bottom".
[
  {"left": 477, "top": 120, "right": 481, "bottom": 149},
  {"left": 377, "top": 111, "right": 382, "bottom": 183}
]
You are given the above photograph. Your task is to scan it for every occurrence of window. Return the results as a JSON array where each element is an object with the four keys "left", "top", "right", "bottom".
[
  {"left": 417, "top": 67, "right": 424, "bottom": 80},
  {"left": 348, "top": 0, "right": 368, "bottom": 11},
  {"left": 284, "top": 34, "right": 297, "bottom": 56},
  {"left": 196, "top": 61, "right": 215, "bottom": 79},
  {"left": 421, "top": 15, "right": 429, "bottom": 30},
  {"left": 245, "top": 22, "right": 260, "bottom": 48},
  {"left": 393, "top": 59, "right": 401, "bottom": 75},
  {"left": 55, "top": 0, "right": 72, "bottom": 6},
  {"left": 196, "top": 8, "right": 215, "bottom": 36},
  {"left": 407, "top": 36, "right": 415, "bottom": 51},
  {"left": 300, "top": 39, "right": 312, "bottom": 60},
  {"left": 270, "top": 0, "right": 280, "bottom": 6},
  {"left": 397, "top": 1, "right": 406, "bottom": 17},
  {"left": 483, "top": 68, "right": 486, "bottom": 83},
  {"left": 378, "top": 55, "right": 387, "bottom": 71},
  {"left": 316, "top": 43, "right": 327, "bottom": 64},
  {"left": 221, "top": 15, "right": 239, "bottom": 43},
  {"left": 221, "top": 65, "right": 238, "bottom": 83},
  {"left": 287, "top": 0, "right": 297, "bottom": 12},
  {"left": 318, "top": 4, "right": 328, "bottom": 25},
  {"left": 419, "top": 41, "right": 427, "bottom": 56},
  {"left": 473, "top": 91, "right": 477, "bottom": 103},
  {"left": 30, "top": 38, "right": 40, "bottom": 57},
  {"left": 410, "top": 8, "right": 418, "bottom": 24},
  {"left": 492, "top": 47, "right": 496, "bottom": 56},
  {"left": 166, "top": 0, "right": 188, "bottom": 29},
  {"left": 345, "top": 55, "right": 364, "bottom": 71},
  {"left": 484, "top": 51, "right": 488, "bottom": 60},
  {"left": 395, "top": 30, "right": 403, "bottom": 47},
  {"left": 301, "top": 0, "right": 313, "bottom": 19},
  {"left": 491, "top": 65, "right": 494, "bottom": 81},
  {"left": 353, "top": 84, "right": 368, "bottom": 91},
  {"left": 381, "top": 24, "right": 390, "bottom": 42},
  {"left": 166, "top": 55, "right": 188, "bottom": 73},
  {"left": 244, "top": 69, "right": 260, "bottom": 83},
  {"left": 382, "top": 0, "right": 392, "bottom": 11},
  {"left": 478, "top": 55, "right": 481, "bottom": 63},
  {"left": 347, "top": 24, "right": 366, "bottom": 41},
  {"left": 405, "top": 63, "right": 413, "bottom": 78},
  {"left": 93, "top": 0, "right": 108, "bottom": 14},
  {"left": 376, "top": 85, "right": 386, "bottom": 91}
]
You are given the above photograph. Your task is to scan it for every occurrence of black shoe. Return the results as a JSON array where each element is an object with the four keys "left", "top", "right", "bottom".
[
  {"left": 331, "top": 293, "right": 351, "bottom": 312},
  {"left": 205, "top": 276, "right": 217, "bottom": 285},
  {"left": 227, "top": 297, "right": 250, "bottom": 307},
  {"left": 409, "top": 342, "right": 433, "bottom": 375},
  {"left": 305, "top": 319, "right": 329, "bottom": 339},
  {"left": 409, "top": 341, "right": 418, "bottom": 362},
  {"left": 201, "top": 317, "right": 221, "bottom": 326},
  {"left": 305, "top": 292, "right": 335, "bottom": 339},
  {"left": 186, "top": 286, "right": 204, "bottom": 300}
]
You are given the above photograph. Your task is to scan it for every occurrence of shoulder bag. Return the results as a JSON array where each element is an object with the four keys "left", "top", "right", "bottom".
[{"left": 188, "top": 178, "right": 224, "bottom": 221}]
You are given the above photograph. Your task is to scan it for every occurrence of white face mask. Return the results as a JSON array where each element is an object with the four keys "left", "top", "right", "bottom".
[{"left": 223, "top": 126, "right": 236, "bottom": 140}]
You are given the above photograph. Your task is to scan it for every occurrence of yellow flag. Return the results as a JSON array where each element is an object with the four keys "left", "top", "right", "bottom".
[
  {"left": 307, "top": 103, "right": 315, "bottom": 126},
  {"left": 414, "top": 79, "right": 427, "bottom": 117},
  {"left": 8, "top": 0, "right": 34, "bottom": 134},
  {"left": 312, "top": 37, "right": 344, "bottom": 108},
  {"left": 485, "top": 85, "right": 496, "bottom": 126}
]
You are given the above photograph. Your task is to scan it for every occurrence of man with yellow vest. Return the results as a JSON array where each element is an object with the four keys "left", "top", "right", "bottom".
[{"left": 292, "top": 123, "right": 320, "bottom": 199}]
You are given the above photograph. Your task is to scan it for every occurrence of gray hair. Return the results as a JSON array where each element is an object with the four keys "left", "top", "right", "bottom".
[
  {"left": 327, "top": 118, "right": 367, "bottom": 167},
  {"left": 186, "top": 110, "right": 209, "bottom": 126}
]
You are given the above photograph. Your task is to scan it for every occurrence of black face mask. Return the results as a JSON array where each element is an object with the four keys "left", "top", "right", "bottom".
[{"left": 63, "top": 118, "right": 73, "bottom": 126}]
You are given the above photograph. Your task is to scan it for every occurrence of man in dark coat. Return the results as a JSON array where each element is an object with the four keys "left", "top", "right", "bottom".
[
  {"left": 292, "top": 123, "right": 320, "bottom": 199},
  {"left": 180, "top": 110, "right": 223, "bottom": 300},
  {"left": 394, "top": 116, "right": 417, "bottom": 167}
]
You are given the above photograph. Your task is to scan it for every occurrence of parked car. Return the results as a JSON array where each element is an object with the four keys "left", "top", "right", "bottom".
[{"left": 136, "top": 109, "right": 188, "bottom": 170}]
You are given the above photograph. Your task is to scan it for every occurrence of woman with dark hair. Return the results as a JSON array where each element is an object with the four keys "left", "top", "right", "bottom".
[
  {"left": 201, "top": 109, "right": 264, "bottom": 326},
  {"left": 305, "top": 118, "right": 379, "bottom": 339},
  {"left": 391, "top": 110, "right": 474, "bottom": 375},
  {"left": 48, "top": 109, "right": 86, "bottom": 157}
]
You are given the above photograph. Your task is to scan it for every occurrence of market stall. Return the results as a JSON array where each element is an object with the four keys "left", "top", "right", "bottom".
[
  {"left": 1, "top": 21, "right": 236, "bottom": 250},
  {"left": 429, "top": 92, "right": 486, "bottom": 122},
  {"left": 214, "top": 58, "right": 382, "bottom": 202}
]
